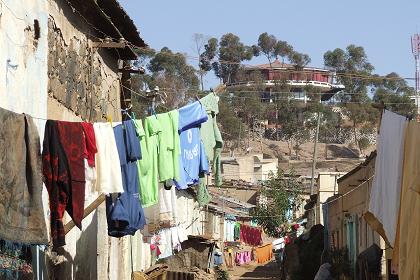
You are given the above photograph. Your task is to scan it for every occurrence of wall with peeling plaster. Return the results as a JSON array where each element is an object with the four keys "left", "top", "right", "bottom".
[
  {"left": 0, "top": 0, "right": 49, "bottom": 134},
  {"left": 46, "top": 0, "right": 131, "bottom": 279},
  {"left": 47, "top": 0, "right": 121, "bottom": 123}
]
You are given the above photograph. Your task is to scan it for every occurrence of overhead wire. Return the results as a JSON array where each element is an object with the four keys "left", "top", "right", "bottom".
[{"left": 44, "top": 0, "right": 416, "bottom": 84}]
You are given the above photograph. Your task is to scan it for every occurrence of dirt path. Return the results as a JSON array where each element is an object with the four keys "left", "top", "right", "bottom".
[{"left": 229, "top": 260, "right": 281, "bottom": 280}]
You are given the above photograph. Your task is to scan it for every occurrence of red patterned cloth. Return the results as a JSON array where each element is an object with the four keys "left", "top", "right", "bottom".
[
  {"left": 240, "top": 225, "right": 262, "bottom": 246},
  {"left": 42, "top": 121, "right": 85, "bottom": 248},
  {"left": 57, "top": 121, "right": 85, "bottom": 229},
  {"left": 81, "top": 122, "right": 97, "bottom": 167}
]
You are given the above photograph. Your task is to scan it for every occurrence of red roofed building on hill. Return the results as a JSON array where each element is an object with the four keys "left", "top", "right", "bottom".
[{"left": 227, "top": 59, "right": 345, "bottom": 102}]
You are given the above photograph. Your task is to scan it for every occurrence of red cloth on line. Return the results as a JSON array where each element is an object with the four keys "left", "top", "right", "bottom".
[
  {"left": 57, "top": 121, "right": 86, "bottom": 230},
  {"left": 81, "top": 122, "right": 97, "bottom": 167},
  {"left": 240, "top": 224, "right": 262, "bottom": 246},
  {"left": 42, "top": 121, "right": 70, "bottom": 248},
  {"left": 42, "top": 120, "right": 86, "bottom": 249}
]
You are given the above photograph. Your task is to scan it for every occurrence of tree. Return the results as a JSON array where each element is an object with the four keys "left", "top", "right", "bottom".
[
  {"left": 324, "top": 44, "right": 374, "bottom": 95},
  {"left": 201, "top": 33, "right": 254, "bottom": 84},
  {"left": 148, "top": 47, "right": 199, "bottom": 108},
  {"left": 253, "top": 170, "right": 305, "bottom": 237},
  {"left": 218, "top": 98, "right": 242, "bottom": 151},
  {"left": 274, "top": 40, "right": 294, "bottom": 63},
  {"left": 192, "top": 33, "right": 209, "bottom": 91},
  {"left": 200, "top": 37, "right": 218, "bottom": 73},
  {"left": 253, "top": 33, "right": 294, "bottom": 66},
  {"left": 254, "top": 32, "right": 278, "bottom": 66},
  {"left": 289, "top": 51, "right": 311, "bottom": 69},
  {"left": 324, "top": 45, "right": 376, "bottom": 153},
  {"left": 131, "top": 47, "right": 200, "bottom": 117},
  {"left": 372, "top": 72, "right": 417, "bottom": 116}
]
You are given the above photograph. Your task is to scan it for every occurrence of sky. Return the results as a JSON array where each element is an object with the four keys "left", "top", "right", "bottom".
[{"left": 119, "top": 0, "right": 420, "bottom": 89}]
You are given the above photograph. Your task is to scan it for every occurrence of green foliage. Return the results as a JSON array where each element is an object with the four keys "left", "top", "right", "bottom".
[
  {"left": 324, "top": 44, "right": 374, "bottom": 94},
  {"left": 253, "top": 33, "right": 294, "bottom": 65},
  {"left": 201, "top": 33, "right": 254, "bottom": 84},
  {"left": 358, "top": 137, "right": 370, "bottom": 152},
  {"left": 253, "top": 170, "right": 305, "bottom": 237},
  {"left": 288, "top": 51, "right": 311, "bottom": 69},
  {"left": 131, "top": 47, "right": 200, "bottom": 116},
  {"left": 372, "top": 72, "right": 417, "bottom": 116},
  {"left": 275, "top": 40, "right": 294, "bottom": 63},
  {"left": 218, "top": 99, "right": 242, "bottom": 149}
]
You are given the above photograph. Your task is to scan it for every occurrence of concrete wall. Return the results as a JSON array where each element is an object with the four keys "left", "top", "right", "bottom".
[
  {"left": 222, "top": 156, "right": 255, "bottom": 183},
  {"left": 204, "top": 212, "right": 221, "bottom": 240},
  {"left": 327, "top": 158, "right": 388, "bottom": 278},
  {"left": 316, "top": 172, "right": 345, "bottom": 225},
  {"left": 0, "top": 0, "right": 49, "bottom": 134}
]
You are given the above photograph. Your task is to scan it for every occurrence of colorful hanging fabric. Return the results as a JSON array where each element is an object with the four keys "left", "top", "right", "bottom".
[
  {"left": 365, "top": 110, "right": 406, "bottom": 246},
  {"left": 0, "top": 107, "right": 48, "bottom": 244},
  {"left": 156, "top": 110, "right": 181, "bottom": 183},
  {"left": 200, "top": 92, "right": 224, "bottom": 186},
  {"left": 175, "top": 101, "right": 209, "bottom": 189},
  {"left": 93, "top": 122, "right": 124, "bottom": 194},
  {"left": 240, "top": 225, "right": 262, "bottom": 246},
  {"left": 42, "top": 120, "right": 86, "bottom": 248},
  {"left": 391, "top": 121, "right": 420, "bottom": 279},
  {"left": 142, "top": 116, "right": 162, "bottom": 206},
  {"left": 106, "top": 121, "right": 146, "bottom": 237}
]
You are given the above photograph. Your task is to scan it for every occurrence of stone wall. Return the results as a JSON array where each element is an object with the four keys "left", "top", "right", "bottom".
[{"left": 47, "top": 17, "right": 121, "bottom": 122}]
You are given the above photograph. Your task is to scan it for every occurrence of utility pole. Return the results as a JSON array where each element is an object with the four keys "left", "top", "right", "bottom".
[{"left": 310, "top": 111, "right": 321, "bottom": 195}]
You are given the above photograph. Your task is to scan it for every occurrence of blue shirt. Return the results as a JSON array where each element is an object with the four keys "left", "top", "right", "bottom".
[
  {"left": 106, "top": 120, "right": 146, "bottom": 237},
  {"left": 175, "top": 102, "right": 209, "bottom": 189}
]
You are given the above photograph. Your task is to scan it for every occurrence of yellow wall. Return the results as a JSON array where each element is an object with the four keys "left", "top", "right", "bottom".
[{"left": 327, "top": 155, "right": 388, "bottom": 278}]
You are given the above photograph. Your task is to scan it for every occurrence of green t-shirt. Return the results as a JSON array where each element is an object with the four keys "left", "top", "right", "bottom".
[
  {"left": 156, "top": 110, "right": 180, "bottom": 182},
  {"left": 200, "top": 93, "right": 224, "bottom": 187},
  {"left": 133, "top": 120, "right": 150, "bottom": 194},
  {"left": 140, "top": 116, "right": 162, "bottom": 207}
]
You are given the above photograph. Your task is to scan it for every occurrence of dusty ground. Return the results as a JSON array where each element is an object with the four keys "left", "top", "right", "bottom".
[{"left": 229, "top": 260, "right": 281, "bottom": 280}]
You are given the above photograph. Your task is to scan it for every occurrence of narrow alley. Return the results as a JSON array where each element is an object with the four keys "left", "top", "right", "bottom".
[{"left": 230, "top": 261, "right": 281, "bottom": 280}]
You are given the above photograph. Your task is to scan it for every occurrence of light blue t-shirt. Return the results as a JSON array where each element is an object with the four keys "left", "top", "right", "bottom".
[{"left": 175, "top": 101, "right": 209, "bottom": 189}]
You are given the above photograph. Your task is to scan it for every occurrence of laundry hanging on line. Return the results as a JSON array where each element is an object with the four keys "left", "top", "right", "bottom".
[
  {"left": 363, "top": 109, "right": 420, "bottom": 279},
  {"left": 0, "top": 107, "right": 48, "bottom": 245},
  {"left": 0, "top": 92, "right": 223, "bottom": 250}
]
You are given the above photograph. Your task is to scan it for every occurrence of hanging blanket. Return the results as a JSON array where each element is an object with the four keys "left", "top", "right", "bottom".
[{"left": 0, "top": 107, "right": 48, "bottom": 244}]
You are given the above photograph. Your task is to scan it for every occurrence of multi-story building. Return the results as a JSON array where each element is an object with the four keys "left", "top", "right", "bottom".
[{"left": 227, "top": 59, "right": 345, "bottom": 102}]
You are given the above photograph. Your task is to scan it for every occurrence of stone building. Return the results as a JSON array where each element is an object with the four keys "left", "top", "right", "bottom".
[{"left": 1, "top": 0, "right": 147, "bottom": 279}]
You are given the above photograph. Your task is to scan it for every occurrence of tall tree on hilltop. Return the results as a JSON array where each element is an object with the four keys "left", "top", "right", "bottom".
[
  {"left": 324, "top": 44, "right": 374, "bottom": 97},
  {"left": 289, "top": 51, "right": 311, "bottom": 69},
  {"left": 254, "top": 32, "right": 278, "bottom": 66},
  {"left": 324, "top": 45, "right": 376, "bottom": 153},
  {"left": 275, "top": 40, "right": 294, "bottom": 63},
  {"left": 253, "top": 33, "right": 294, "bottom": 66},
  {"left": 201, "top": 33, "right": 253, "bottom": 84}
]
